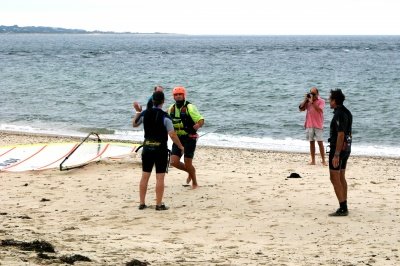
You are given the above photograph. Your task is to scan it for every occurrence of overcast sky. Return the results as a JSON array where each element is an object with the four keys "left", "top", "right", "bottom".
[{"left": 1, "top": 0, "right": 399, "bottom": 35}]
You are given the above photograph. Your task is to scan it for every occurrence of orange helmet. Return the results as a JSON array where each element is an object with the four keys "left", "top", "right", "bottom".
[{"left": 172, "top": 86, "right": 186, "bottom": 97}]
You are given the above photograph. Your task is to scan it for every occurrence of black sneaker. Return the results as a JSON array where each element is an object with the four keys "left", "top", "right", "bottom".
[
  {"left": 138, "top": 204, "right": 147, "bottom": 210},
  {"left": 329, "top": 208, "right": 348, "bottom": 217},
  {"left": 155, "top": 204, "right": 169, "bottom": 211}
]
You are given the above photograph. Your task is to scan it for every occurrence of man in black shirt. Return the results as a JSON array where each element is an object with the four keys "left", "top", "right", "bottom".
[{"left": 328, "top": 89, "right": 353, "bottom": 216}]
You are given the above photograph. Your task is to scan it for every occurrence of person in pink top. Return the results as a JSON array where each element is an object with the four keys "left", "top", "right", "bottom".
[{"left": 299, "top": 87, "right": 327, "bottom": 166}]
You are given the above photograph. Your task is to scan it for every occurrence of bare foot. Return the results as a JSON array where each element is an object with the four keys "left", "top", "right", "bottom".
[
  {"left": 308, "top": 161, "right": 316, "bottom": 165},
  {"left": 191, "top": 184, "right": 199, "bottom": 189},
  {"left": 322, "top": 161, "right": 328, "bottom": 166}
]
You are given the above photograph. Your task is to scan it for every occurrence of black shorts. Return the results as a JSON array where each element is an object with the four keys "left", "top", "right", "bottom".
[
  {"left": 329, "top": 148, "right": 350, "bottom": 170},
  {"left": 141, "top": 146, "right": 169, "bottom": 173},
  {"left": 171, "top": 135, "right": 197, "bottom": 159}
]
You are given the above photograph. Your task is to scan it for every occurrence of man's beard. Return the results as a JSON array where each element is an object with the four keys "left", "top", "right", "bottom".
[{"left": 176, "top": 99, "right": 185, "bottom": 108}]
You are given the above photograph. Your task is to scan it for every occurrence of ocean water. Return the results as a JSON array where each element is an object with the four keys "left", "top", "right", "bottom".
[{"left": 0, "top": 34, "right": 399, "bottom": 157}]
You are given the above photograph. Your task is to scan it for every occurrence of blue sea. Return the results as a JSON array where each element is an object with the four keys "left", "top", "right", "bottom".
[{"left": 0, "top": 34, "right": 399, "bottom": 157}]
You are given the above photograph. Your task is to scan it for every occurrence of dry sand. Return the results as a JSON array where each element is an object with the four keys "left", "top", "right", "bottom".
[{"left": 0, "top": 132, "right": 399, "bottom": 265}]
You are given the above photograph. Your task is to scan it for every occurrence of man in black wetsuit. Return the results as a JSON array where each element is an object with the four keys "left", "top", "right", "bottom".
[
  {"left": 133, "top": 91, "right": 184, "bottom": 211},
  {"left": 328, "top": 89, "right": 353, "bottom": 217}
]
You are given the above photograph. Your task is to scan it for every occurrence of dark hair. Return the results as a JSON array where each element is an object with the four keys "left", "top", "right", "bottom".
[
  {"left": 152, "top": 91, "right": 165, "bottom": 106},
  {"left": 154, "top": 85, "right": 164, "bottom": 91},
  {"left": 330, "top": 89, "right": 345, "bottom": 105}
]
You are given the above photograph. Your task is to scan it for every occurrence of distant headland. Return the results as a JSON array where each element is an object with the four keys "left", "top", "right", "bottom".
[{"left": 0, "top": 25, "right": 165, "bottom": 34}]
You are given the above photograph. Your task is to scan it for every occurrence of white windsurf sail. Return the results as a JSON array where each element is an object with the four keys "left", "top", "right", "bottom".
[{"left": 0, "top": 142, "right": 139, "bottom": 172}]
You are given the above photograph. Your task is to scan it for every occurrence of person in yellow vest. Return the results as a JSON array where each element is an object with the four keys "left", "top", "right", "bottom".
[{"left": 168, "top": 86, "right": 204, "bottom": 189}]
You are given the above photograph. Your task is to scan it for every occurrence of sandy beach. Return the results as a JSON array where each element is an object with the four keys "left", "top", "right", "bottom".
[{"left": 0, "top": 131, "right": 399, "bottom": 265}]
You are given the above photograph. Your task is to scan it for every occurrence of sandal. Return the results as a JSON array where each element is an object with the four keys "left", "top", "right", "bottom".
[
  {"left": 155, "top": 204, "right": 169, "bottom": 211},
  {"left": 328, "top": 208, "right": 348, "bottom": 216},
  {"left": 138, "top": 204, "right": 147, "bottom": 210}
]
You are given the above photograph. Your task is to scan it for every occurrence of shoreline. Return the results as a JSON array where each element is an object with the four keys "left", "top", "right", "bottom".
[{"left": 1, "top": 130, "right": 399, "bottom": 160}]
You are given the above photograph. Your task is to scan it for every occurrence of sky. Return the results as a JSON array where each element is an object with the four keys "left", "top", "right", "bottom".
[{"left": 1, "top": 0, "right": 400, "bottom": 35}]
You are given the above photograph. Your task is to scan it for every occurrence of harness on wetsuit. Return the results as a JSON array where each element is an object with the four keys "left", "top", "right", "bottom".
[{"left": 135, "top": 108, "right": 172, "bottom": 172}]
